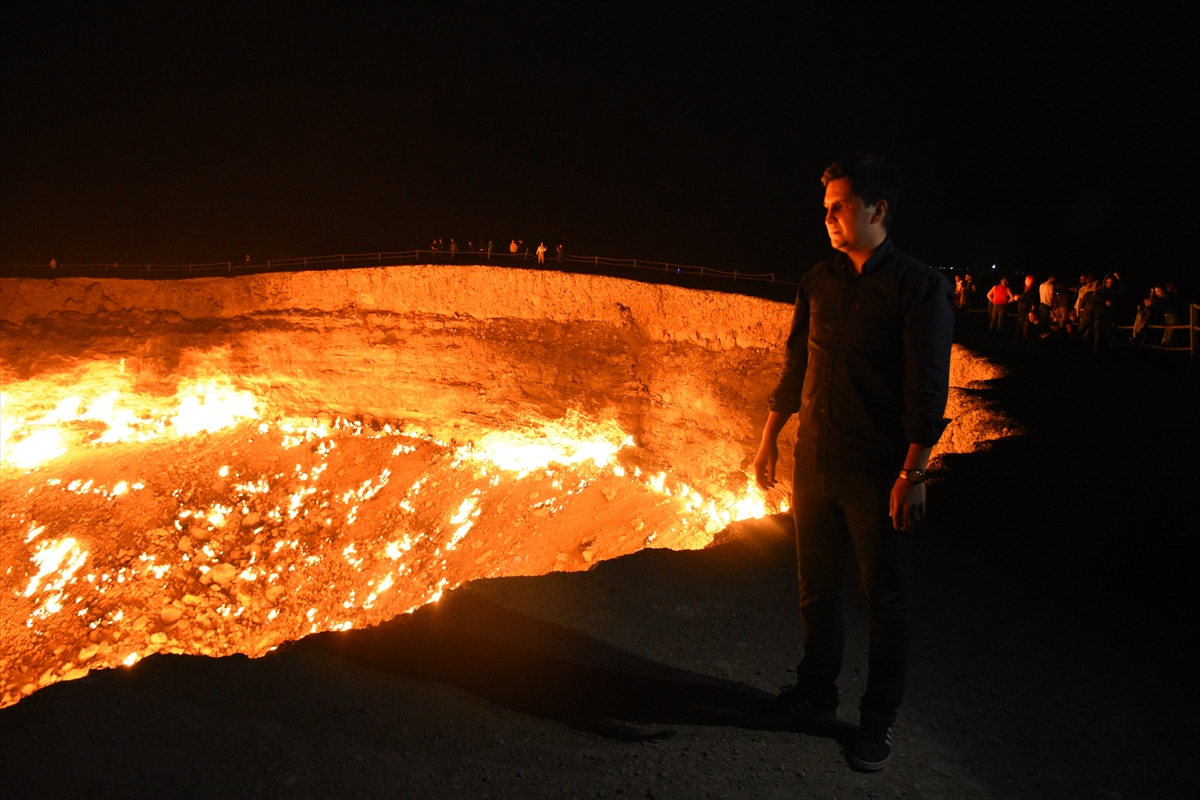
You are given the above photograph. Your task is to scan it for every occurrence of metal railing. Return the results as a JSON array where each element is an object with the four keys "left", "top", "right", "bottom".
[
  {"left": 1, "top": 249, "right": 791, "bottom": 285},
  {"left": 1117, "top": 303, "right": 1200, "bottom": 363},
  {"left": 966, "top": 301, "right": 1199, "bottom": 364}
]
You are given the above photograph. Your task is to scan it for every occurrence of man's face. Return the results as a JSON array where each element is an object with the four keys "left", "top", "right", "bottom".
[{"left": 823, "top": 177, "right": 882, "bottom": 252}]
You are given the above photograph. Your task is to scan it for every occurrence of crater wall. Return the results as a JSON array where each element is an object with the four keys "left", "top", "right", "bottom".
[{"left": 1, "top": 265, "right": 1006, "bottom": 498}]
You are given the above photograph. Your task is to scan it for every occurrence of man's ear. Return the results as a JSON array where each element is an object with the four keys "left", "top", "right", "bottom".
[{"left": 870, "top": 200, "right": 888, "bottom": 226}]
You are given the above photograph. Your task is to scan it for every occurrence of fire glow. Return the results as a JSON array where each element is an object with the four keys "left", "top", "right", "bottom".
[{"left": 0, "top": 371, "right": 777, "bottom": 708}]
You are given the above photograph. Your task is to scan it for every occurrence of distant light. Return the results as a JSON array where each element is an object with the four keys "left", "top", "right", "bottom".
[{"left": 992, "top": 264, "right": 997, "bottom": 269}]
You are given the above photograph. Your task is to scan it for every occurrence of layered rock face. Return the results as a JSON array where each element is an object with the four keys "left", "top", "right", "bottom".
[
  {"left": 1, "top": 265, "right": 1007, "bottom": 498},
  {"left": 0, "top": 265, "right": 1013, "bottom": 708}
]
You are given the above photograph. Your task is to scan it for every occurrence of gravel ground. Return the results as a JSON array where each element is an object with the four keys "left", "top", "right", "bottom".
[{"left": 2, "top": 335, "right": 1196, "bottom": 799}]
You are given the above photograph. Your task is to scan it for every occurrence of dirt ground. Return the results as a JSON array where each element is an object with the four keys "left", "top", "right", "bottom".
[{"left": 2, "top": 329, "right": 1197, "bottom": 799}]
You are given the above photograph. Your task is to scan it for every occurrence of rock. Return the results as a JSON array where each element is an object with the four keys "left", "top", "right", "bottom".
[
  {"left": 149, "top": 632, "right": 167, "bottom": 644},
  {"left": 210, "top": 563, "right": 237, "bottom": 586},
  {"left": 713, "top": 660, "right": 733, "bottom": 673},
  {"left": 190, "top": 526, "right": 212, "bottom": 541},
  {"left": 182, "top": 593, "right": 203, "bottom": 605},
  {"left": 78, "top": 645, "right": 99, "bottom": 662},
  {"left": 265, "top": 585, "right": 286, "bottom": 603},
  {"left": 132, "top": 615, "right": 150, "bottom": 631},
  {"left": 161, "top": 605, "right": 183, "bottom": 624},
  {"left": 177, "top": 536, "right": 192, "bottom": 552},
  {"left": 242, "top": 512, "right": 262, "bottom": 528},
  {"left": 147, "top": 528, "right": 170, "bottom": 537}
]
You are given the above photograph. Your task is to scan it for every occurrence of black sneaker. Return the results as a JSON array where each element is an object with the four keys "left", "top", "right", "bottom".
[
  {"left": 850, "top": 718, "right": 892, "bottom": 770},
  {"left": 773, "top": 685, "right": 839, "bottom": 724}
]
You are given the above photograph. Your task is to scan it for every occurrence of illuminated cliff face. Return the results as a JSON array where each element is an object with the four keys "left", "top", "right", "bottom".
[{"left": 0, "top": 265, "right": 1011, "bottom": 707}]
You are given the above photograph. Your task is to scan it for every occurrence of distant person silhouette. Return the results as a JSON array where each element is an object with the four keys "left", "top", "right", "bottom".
[
  {"left": 509, "top": 239, "right": 519, "bottom": 254},
  {"left": 986, "top": 276, "right": 1013, "bottom": 333},
  {"left": 556, "top": 244, "right": 564, "bottom": 265},
  {"left": 536, "top": 243, "right": 547, "bottom": 264}
]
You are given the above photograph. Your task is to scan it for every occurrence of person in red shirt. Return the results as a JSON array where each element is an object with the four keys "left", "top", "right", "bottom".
[{"left": 986, "top": 276, "right": 1014, "bottom": 333}]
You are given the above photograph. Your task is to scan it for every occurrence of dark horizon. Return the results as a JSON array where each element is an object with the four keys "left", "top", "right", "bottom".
[{"left": 3, "top": 5, "right": 1194, "bottom": 292}]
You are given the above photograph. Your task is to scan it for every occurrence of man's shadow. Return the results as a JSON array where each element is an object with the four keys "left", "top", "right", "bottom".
[
  {"left": 306, "top": 592, "right": 848, "bottom": 743},
  {"left": 307, "top": 523, "right": 851, "bottom": 745}
]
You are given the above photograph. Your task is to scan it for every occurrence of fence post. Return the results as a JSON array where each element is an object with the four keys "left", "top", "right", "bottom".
[
  {"left": 595, "top": 255, "right": 599, "bottom": 266},
  {"left": 1185, "top": 302, "right": 1195, "bottom": 364},
  {"left": 733, "top": 270, "right": 738, "bottom": 281}
]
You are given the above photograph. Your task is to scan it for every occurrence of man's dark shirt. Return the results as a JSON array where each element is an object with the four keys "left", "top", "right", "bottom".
[{"left": 769, "top": 238, "right": 954, "bottom": 474}]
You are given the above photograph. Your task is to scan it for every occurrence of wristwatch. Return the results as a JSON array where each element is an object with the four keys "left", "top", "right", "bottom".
[{"left": 898, "top": 468, "right": 926, "bottom": 484}]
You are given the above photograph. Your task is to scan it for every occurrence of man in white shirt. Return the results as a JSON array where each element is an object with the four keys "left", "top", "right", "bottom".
[{"left": 1038, "top": 275, "right": 1057, "bottom": 324}]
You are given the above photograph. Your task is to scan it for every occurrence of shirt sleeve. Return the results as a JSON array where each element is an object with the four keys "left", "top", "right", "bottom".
[
  {"left": 901, "top": 268, "right": 954, "bottom": 446},
  {"left": 768, "top": 281, "right": 810, "bottom": 417}
]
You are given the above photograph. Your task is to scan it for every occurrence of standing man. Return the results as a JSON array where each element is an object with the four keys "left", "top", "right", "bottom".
[
  {"left": 1038, "top": 274, "right": 1056, "bottom": 324},
  {"left": 536, "top": 242, "right": 547, "bottom": 264},
  {"left": 754, "top": 155, "right": 953, "bottom": 771},
  {"left": 1013, "top": 273, "right": 1038, "bottom": 340}
]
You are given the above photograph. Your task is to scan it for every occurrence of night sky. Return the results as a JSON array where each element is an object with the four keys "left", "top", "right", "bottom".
[{"left": 3, "top": 5, "right": 1193, "bottom": 288}]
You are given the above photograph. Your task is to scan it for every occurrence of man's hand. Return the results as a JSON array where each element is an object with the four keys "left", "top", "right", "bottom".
[
  {"left": 889, "top": 477, "right": 926, "bottom": 531},
  {"left": 754, "top": 412, "right": 789, "bottom": 491},
  {"left": 754, "top": 437, "right": 779, "bottom": 490}
]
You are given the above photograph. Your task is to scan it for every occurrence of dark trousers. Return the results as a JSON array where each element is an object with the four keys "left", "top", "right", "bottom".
[
  {"left": 988, "top": 302, "right": 1006, "bottom": 333},
  {"left": 791, "top": 457, "right": 914, "bottom": 726}
]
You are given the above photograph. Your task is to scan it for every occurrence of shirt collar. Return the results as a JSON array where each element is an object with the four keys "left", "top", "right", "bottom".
[{"left": 836, "top": 236, "right": 893, "bottom": 277}]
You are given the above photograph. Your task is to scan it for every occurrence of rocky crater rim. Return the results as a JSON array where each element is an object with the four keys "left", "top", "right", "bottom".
[{"left": 1, "top": 266, "right": 1009, "bottom": 498}]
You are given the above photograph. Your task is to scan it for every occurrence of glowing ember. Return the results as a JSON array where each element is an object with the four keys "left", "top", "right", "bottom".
[
  {"left": 3, "top": 428, "right": 67, "bottom": 469},
  {"left": 0, "top": 375, "right": 258, "bottom": 469},
  {"left": 461, "top": 412, "right": 633, "bottom": 476},
  {"left": 0, "top": 368, "right": 779, "bottom": 709}
]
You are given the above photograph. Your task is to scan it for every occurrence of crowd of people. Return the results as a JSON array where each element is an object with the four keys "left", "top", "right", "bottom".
[
  {"left": 954, "top": 271, "right": 1190, "bottom": 353},
  {"left": 429, "top": 238, "right": 565, "bottom": 265}
]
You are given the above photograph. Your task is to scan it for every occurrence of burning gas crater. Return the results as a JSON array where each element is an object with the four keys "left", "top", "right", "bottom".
[
  {"left": 2, "top": 383, "right": 772, "bottom": 707},
  {"left": 0, "top": 265, "right": 1010, "bottom": 710}
]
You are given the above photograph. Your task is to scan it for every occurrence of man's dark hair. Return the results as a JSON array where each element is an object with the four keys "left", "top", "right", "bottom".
[{"left": 822, "top": 154, "right": 902, "bottom": 228}]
